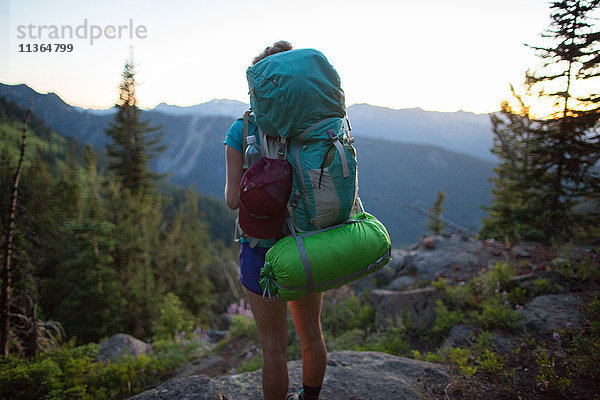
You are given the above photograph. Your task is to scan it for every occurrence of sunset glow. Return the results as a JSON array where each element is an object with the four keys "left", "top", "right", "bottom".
[{"left": 1, "top": 0, "right": 555, "bottom": 114}]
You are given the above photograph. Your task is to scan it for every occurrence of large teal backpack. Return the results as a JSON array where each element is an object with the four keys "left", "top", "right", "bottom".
[{"left": 246, "top": 48, "right": 358, "bottom": 231}]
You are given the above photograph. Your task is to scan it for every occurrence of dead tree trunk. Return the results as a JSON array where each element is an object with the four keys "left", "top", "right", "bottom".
[{"left": 1, "top": 105, "right": 32, "bottom": 357}]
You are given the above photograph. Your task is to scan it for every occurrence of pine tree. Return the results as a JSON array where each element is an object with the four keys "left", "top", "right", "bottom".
[
  {"left": 104, "top": 54, "right": 167, "bottom": 337},
  {"left": 426, "top": 190, "right": 446, "bottom": 234},
  {"left": 106, "top": 55, "right": 166, "bottom": 194},
  {"left": 52, "top": 147, "right": 123, "bottom": 343},
  {"left": 481, "top": 0, "right": 600, "bottom": 242},
  {"left": 525, "top": 0, "right": 600, "bottom": 240},
  {"left": 153, "top": 189, "right": 215, "bottom": 326},
  {"left": 480, "top": 95, "right": 548, "bottom": 242}
]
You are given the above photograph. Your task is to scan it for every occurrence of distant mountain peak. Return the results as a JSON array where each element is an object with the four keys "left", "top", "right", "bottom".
[{"left": 150, "top": 99, "right": 249, "bottom": 117}]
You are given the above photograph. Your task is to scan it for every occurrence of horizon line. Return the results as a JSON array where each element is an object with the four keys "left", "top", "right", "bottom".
[{"left": 0, "top": 81, "right": 496, "bottom": 116}]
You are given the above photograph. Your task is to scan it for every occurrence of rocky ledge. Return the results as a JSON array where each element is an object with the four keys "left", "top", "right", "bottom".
[{"left": 128, "top": 351, "right": 450, "bottom": 400}]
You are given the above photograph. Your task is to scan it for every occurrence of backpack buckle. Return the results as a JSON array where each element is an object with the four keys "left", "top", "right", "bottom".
[{"left": 277, "top": 138, "right": 287, "bottom": 158}]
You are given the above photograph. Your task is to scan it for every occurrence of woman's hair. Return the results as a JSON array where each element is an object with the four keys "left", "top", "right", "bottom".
[{"left": 252, "top": 41, "right": 293, "bottom": 65}]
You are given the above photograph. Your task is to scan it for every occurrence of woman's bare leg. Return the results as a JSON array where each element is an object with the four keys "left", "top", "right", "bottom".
[
  {"left": 246, "top": 289, "right": 289, "bottom": 400},
  {"left": 290, "top": 293, "right": 326, "bottom": 389}
]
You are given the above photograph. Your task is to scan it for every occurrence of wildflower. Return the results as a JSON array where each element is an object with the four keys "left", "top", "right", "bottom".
[
  {"left": 152, "top": 369, "right": 157, "bottom": 375},
  {"left": 229, "top": 368, "right": 236, "bottom": 376},
  {"left": 193, "top": 326, "right": 202, "bottom": 337},
  {"left": 228, "top": 299, "right": 253, "bottom": 318},
  {"left": 179, "top": 331, "right": 186, "bottom": 340},
  {"left": 515, "top": 304, "right": 524, "bottom": 310},
  {"left": 502, "top": 290, "right": 508, "bottom": 299},
  {"left": 566, "top": 322, "right": 572, "bottom": 328},
  {"left": 495, "top": 281, "right": 500, "bottom": 294},
  {"left": 246, "top": 351, "right": 253, "bottom": 359},
  {"left": 182, "top": 341, "right": 187, "bottom": 349},
  {"left": 553, "top": 332, "right": 561, "bottom": 342},
  {"left": 504, "top": 300, "right": 510, "bottom": 306},
  {"left": 140, "top": 369, "right": 145, "bottom": 374}
]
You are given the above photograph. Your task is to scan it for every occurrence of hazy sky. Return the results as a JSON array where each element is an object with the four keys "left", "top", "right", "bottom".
[{"left": 1, "top": 0, "right": 553, "bottom": 113}]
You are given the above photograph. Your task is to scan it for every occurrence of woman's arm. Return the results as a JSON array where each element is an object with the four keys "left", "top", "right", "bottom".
[{"left": 225, "top": 144, "right": 244, "bottom": 210}]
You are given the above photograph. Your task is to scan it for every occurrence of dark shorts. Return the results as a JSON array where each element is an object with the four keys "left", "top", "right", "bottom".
[{"left": 239, "top": 243, "right": 270, "bottom": 295}]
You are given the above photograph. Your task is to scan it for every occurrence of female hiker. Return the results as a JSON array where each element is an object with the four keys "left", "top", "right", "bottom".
[{"left": 224, "top": 41, "right": 326, "bottom": 400}]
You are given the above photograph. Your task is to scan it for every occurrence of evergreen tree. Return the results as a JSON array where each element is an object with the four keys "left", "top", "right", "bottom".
[
  {"left": 481, "top": 0, "right": 600, "bottom": 242},
  {"left": 54, "top": 219, "right": 122, "bottom": 343},
  {"left": 104, "top": 54, "right": 167, "bottom": 337},
  {"left": 104, "top": 178, "right": 162, "bottom": 338},
  {"left": 52, "top": 148, "right": 123, "bottom": 343},
  {"left": 526, "top": 0, "right": 600, "bottom": 240},
  {"left": 106, "top": 55, "right": 166, "bottom": 194},
  {"left": 426, "top": 190, "right": 446, "bottom": 234},
  {"left": 153, "top": 189, "right": 215, "bottom": 326},
  {"left": 480, "top": 95, "right": 548, "bottom": 241}
]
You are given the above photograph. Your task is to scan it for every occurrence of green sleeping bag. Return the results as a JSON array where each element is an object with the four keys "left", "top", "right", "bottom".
[{"left": 259, "top": 212, "right": 392, "bottom": 301}]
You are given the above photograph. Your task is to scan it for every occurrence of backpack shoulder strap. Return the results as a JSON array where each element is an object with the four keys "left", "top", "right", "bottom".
[{"left": 242, "top": 110, "right": 252, "bottom": 169}]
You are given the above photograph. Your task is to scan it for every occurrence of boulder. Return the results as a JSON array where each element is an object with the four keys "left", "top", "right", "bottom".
[
  {"left": 422, "top": 236, "right": 436, "bottom": 249},
  {"left": 400, "top": 235, "right": 481, "bottom": 282},
  {"left": 371, "top": 287, "right": 440, "bottom": 326},
  {"left": 510, "top": 243, "right": 537, "bottom": 258},
  {"left": 518, "top": 294, "right": 582, "bottom": 335},
  {"left": 386, "top": 248, "right": 409, "bottom": 272},
  {"left": 352, "top": 264, "right": 396, "bottom": 293},
  {"left": 98, "top": 333, "right": 149, "bottom": 361},
  {"left": 439, "top": 325, "right": 478, "bottom": 351},
  {"left": 388, "top": 275, "right": 416, "bottom": 291},
  {"left": 128, "top": 351, "right": 450, "bottom": 400}
]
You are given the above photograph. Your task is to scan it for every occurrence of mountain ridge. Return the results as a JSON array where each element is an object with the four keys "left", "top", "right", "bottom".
[{"left": 0, "top": 82, "right": 494, "bottom": 244}]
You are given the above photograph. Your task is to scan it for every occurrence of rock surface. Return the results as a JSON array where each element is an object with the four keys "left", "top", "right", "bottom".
[
  {"left": 519, "top": 294, "right": 583, "bottom": 335},
  {"left": 128, "top": 351, "right": 450, "bottom": 400},
  {"left": 371, "top": 287, "right": 440, "bottom": 326},
  {"left": 377, "top": 235, "right": 507, "bottom": 290},
  {"left": 439, "top": 325, "right": 478, "bottom": 351},
  {"left": 98, "top": 333, "right": 149, "bottom": 361}
]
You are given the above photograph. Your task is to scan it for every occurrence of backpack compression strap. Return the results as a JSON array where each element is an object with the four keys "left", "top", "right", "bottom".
[{"left": 327, "top": 129, "right": 349, "bottom": 178}]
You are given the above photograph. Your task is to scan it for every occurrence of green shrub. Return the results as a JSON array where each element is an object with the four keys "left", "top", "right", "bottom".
[
  {"left": 0, "top": 335, "right": 209, "bottom": 400},
  {"left": 321, "top": 288, "right": 375, "bottom": 337},
  {"left": 411, "top": 350, "right": 442, "bottom": 363},
  {"left": 585, "top": 298, "right": 600, "bottom": 336},
  {"left": 229, "top": 314, "right": 258, "bottom": 341},
  {"left": 508, "top": 286, "right": 529, "bottom": 306},
  {"left": 535, "top": 350, "right": 572, "bottom": 392},
  {"left": 477, "top": 349, "right": 504, "bottom": 374},
  {"left": 366, "top": 325, "right": 409, "bottom": 356},
  {"left": 473, "top": 331, "right": 494, "bottom": 352},
  {"left": 0, "top": 358, "right": 61, "bottom": 400},
  {"left": 474, "top": 263, "right": 515, "bottom": 297},
  {"left": 238, "top": 350, "right": 263, "bottom": 373},
  {"left": 152, "top": 293, "right": 195, "bottom": 340},
  {"left": 433, "top": 278, "right": 477, "bottom": 308},
  {"left": 577, "top": 260, "right": 600, "bottom": 283},
  {"left": 327, "top": 328, "right": 366, "bottom": 351},
  {"left": 532, "top": 278, "right": 561, "bottom": 296},
  {"left": 431, "top": 299, "right": 464, "bottom": 339},
  {"left": 447, "top": 347, "right": 477, "bottom": 377},
  {"left": 472, "top": 296, "right": 521, "bottom": 331}
]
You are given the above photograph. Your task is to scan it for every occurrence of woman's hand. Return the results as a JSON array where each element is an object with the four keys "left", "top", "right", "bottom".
[{"left": 225, "top": 145, "right": 243, "bottom": 210}]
